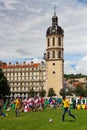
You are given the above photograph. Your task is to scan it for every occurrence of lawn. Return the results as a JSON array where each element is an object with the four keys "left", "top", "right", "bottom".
[{"left": 0, "top": 108, "right": 87, "bottom": 130}]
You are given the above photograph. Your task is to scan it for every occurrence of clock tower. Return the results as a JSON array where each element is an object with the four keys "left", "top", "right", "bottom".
[{"left": 45, "top": 8, "right": 64, "bottom": 96}]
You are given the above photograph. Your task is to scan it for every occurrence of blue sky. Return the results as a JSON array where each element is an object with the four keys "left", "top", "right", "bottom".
[{"left": 0, "top": 0, "right": 87, "bottom": 74}]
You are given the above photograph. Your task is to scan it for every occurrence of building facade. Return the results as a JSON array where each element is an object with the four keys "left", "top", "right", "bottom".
[{"left": 0, "top": 61, "right": 46, "bottom": 98}]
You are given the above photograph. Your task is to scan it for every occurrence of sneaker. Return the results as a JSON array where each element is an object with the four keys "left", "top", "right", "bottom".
[
  {"left": 74, "top": 116, "right": 77, "bottom": 120},
  {"left": 6, "top": 114, "right": 8, "bottom": 116}
]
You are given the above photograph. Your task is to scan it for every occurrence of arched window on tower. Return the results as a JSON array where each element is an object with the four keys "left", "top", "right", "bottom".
[
  {"left": 58, "top": 51, "right": 61, "bottom": 58},
  {"left": 53, "top": 37, "right": 55, "bottom": 46},
  {"left": 58, "top": 37, "right": 61, "bottom": 46},
  {"left": 53, "top": 50, "right": 55, "bottom": 58},
  {"left": 47, "top": 51, "right": 50, "bottom": 59},
  {"left": 47, "top": 38, "right": 50, "bottom": 47}
]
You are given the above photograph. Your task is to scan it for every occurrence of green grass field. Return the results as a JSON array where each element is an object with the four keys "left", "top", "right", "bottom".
[{"left": 0, "top": 108, "right": 87, "bottom": 130}]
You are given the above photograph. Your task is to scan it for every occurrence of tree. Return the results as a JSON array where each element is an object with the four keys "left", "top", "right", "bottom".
[
  {"left": 39, "top": 89, "right": 46, "bottom": 97},
  {"left": 29, "top": 88, "right": 35, "bottom": 97},
  {"left": 73, "top": 85, "right": 84, "bottom": 97},
  {"left": 84, "top": 88, "right": 87, "bottom": 97},
  {"left": 66, "top": 87, "right": 73, "bottom": 96},
  {"left": 59, "top": 88, "right": 66, "bottom": 97},
  {"left": 64, "top": 73, "right": 86, "bottom": 80},
  {"left": 59, "top": 87, "right": 73, "bottom": 97},
  {"left": 0, "top": 68, "right": 10, "bottom": 96},
  {"left": 48, "top": 88, "right": 56, "bottom": 97}
]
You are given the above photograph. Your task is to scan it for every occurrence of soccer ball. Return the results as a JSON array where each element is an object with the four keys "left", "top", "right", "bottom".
[
  {"left": 7, "top": 108, "right": 10, "bottom": 111},
  {"left": 49, "top": 118, "right": 53, "bottom": 122}
]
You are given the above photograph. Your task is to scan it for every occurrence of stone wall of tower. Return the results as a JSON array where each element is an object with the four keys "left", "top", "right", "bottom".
[{"left": 45, "top": 57, "right": 64, "bottom": 96}]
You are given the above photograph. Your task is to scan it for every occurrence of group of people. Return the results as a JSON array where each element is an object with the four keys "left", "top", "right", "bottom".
[
  {"left": 13, "top": 95, "right": 77, "bottom": 122},
  {"left": 0, "top": 94, "right": 77, "bottom": 122},
  {"left": 13, "top": 96, "right": 45, "bottom": 117}
]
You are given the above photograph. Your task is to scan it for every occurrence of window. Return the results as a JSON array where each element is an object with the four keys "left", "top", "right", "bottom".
[
  {"left": 53, "top": 71, "right": 55, "bottom": 74},
  {"left": 53, "top": 63, "right": 55, "bottom": 65},
  {"left": 53, "top": 51, "right": 55, "bottom": 58},
  {"left": 59, "top": 37, "right": 61, "bottom": 46},
  {"left": 47, "top": 38, "right": 50, "bottom": 47},
  {"left": 53, "top": 37, "right": 55, "bottom": 46},
  {"left": 20, "top": 87, "right": 22, "bottom": 90},
  {"left": 58, "top": 51, "right": 61, "bottom": 58},
  {"left": 47, "top": 51, "right": 50, "bottom": 59},
  {"left": 32, "top": 67, "right": 34, "bottom": 71}
]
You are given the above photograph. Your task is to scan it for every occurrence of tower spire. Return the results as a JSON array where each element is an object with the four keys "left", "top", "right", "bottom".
[
  {"left": 52, "top": 4, "right": 58, "bottom": 26},
  {"left": 53, "top": 4, "right": 57, "bottom": 16}
]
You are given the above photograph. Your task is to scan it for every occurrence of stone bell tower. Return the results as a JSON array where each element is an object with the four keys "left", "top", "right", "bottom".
[{"left": 45, "top": 7, "right": 64, "bottom": 96}]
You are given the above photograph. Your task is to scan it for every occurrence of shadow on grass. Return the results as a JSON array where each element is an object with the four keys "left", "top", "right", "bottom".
[{"left": 67, "top": 120, "right": 76, "bottom": 122}]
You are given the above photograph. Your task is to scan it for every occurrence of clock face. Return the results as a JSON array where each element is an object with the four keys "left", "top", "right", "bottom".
[{"left": 52, "top": 29, "right": 55, "bottom": 33}]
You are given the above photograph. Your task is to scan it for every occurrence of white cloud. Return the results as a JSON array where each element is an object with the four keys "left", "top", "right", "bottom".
[
  {"left": 0, "top": 0, "right": 18, "bottom": 10},
  {"left": 0, "top": 0, "right": 87, "bottom": 74},
  {"left": 64, "top": 55, "right": 87, "bottom": 74},
  {"left": 76, "top": 55, "right": 87, "bottom": 74},
  {"left": 64, "top": 60, "right": 76, "bottom": 74}
]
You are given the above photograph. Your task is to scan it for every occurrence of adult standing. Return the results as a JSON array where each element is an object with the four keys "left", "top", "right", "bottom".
[
  {"left": 62, "top": 96, "right": 76, "bottom": 121},
  {"left": 14, "top": 97, "right": 21, "bottom": 117},
  {"left": 0, "top": 95, "right": 6, "bottom": 116},
  {"left": 0, "top": 95, "right": 3, "bottom": 115}
]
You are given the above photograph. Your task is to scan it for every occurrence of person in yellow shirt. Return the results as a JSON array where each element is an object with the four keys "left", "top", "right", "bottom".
[
  {"left": 14, "top": 97, "right": 21, "bottom": 117},
  {"left": 76, "top": 104, "right": 81, "bottom": 110},
  {"left": 82, "top": 103, "right": 85, "bottom": 110},
  {"left": 62, "top": 96, "right": 76, "bottom": 121}
]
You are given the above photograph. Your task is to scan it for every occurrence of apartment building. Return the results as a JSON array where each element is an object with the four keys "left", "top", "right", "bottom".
[{"left": 0, "top": 61, "right": 46, "bottom": 98}]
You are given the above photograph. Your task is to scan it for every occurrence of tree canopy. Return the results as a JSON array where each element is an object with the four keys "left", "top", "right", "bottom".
[
  {"left": 0, "top": 68, "right": 10, "bottom": 96},
  {"left": 48, "top": 88, "right": 56, "bottom": 97},
  {"left": 64, "top": 73, "right": 87, "bottom": 80},
  {"left": 39, "top": 89, "right": 46, "bottom": 97}
]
